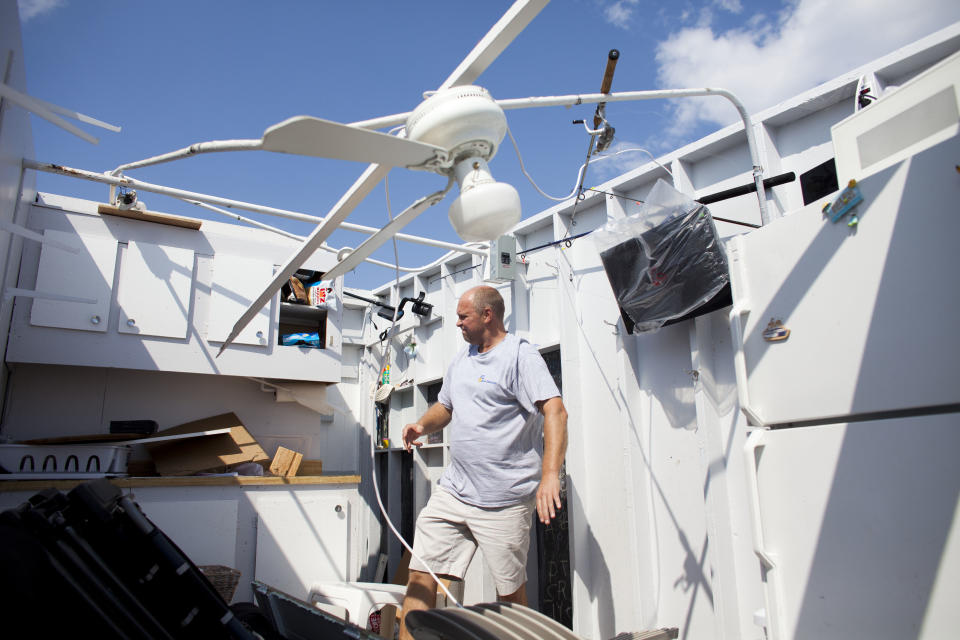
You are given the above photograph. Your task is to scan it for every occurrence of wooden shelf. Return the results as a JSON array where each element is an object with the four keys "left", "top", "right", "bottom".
[{"left": 0, "top": 474, "right": 360, "bottom": 492}]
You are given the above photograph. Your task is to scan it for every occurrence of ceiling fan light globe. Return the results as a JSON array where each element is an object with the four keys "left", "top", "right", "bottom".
[{"left": 448, "top": 181, "right": 521, "bottom": 242}]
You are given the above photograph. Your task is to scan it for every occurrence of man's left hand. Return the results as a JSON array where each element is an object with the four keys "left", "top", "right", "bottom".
[{"left": 536, "top": 474, "right": 563, "bottom": 525}]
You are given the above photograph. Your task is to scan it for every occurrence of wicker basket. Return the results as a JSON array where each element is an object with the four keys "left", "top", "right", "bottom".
[{"left": 199, "top": 565, "right": 242, "bottom": 603}]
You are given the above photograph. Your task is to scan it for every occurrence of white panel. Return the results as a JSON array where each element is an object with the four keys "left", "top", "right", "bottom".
[
  {"left": 117, "top": 241, "right": 194, "bottom": 338},
  {"left": 833, "top": 51, "right": 960, "bottom": 181},
  {"left": 207, "top": 253, "right": 272, "bottom": 346},
  {"left": 254, "top": 492, "right": 349, "bottom": 600},
  {"left": 529, "top": 286, "right": 559, "bottom": 345},
  {"left": 727, "top": 138, "right": 960, "bottom": 425},
  {"left": 31, "top": 231, "right": 116, "bottom": 332},
  {"left": 134, "top": 492, "right": 238, "bottom": 569},
  {"left": 746, "top": 415, "right": 960, "bottom": 640}
]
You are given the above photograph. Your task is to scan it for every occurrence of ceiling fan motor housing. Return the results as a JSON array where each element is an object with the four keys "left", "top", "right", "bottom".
[{"left": 405, "top": 86, "right": 507, "bottom": 166}]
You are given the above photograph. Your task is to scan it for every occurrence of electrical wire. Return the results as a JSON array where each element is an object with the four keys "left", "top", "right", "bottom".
[
  {"left": 367, "top": 173, "right": 462, "bottom": 609},
  {"left": 506, "top": 125, "right": 671, "bottom": 204},
  {"left": 506, "top": 125, "right": 585, "bottom": 202},
  {"left": 593, "top": 146, "right": 673, "bottom": 178}
]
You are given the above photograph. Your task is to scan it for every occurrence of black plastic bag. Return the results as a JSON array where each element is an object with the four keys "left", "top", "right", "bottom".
[{"left": 594, "top": 180, "right": 729, "bottom": 333}]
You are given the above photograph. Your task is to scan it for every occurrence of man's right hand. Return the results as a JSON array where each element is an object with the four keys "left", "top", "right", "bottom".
[{"left": 401, "top": 423, "right": 425, "bottom": 451}]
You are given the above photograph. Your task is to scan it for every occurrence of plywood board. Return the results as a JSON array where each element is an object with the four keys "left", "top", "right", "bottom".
[
  {"left": 146, "top": 413, "right": 269, "bottom": 475},
  {"left": 98, "top": 204, "right": 203, "bottom": 230}
]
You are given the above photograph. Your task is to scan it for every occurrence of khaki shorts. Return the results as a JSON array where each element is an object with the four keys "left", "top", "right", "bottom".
[{"left": 409, "top": 487, "right": 535, "bottom": 596}]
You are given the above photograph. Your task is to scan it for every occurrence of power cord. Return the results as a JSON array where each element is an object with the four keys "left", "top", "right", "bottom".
[{"left": 367, "top": 172, "right": 462, "bottom": 608}]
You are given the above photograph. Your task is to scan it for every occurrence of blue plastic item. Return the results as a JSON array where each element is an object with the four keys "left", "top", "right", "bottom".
[
  {"left": 281, "top": 332, "right": 320, "bottom": 347},
  {"left": 823, "top": 179, "right": 864, "bottom": 226}
]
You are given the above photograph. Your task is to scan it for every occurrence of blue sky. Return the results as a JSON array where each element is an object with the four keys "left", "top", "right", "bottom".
[{"left": 17, "top": 0, "right": 960, "bottom": 290}]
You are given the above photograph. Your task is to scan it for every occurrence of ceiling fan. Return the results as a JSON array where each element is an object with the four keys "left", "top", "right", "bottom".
[
  {"left": 214, "top": 0, "right": 552, "bottom": 353},
  {"left": 100, "top": 0, "right": 768, "bottom": 353}
]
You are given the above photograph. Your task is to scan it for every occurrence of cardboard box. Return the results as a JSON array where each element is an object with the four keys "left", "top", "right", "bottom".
[{"left": 146, "top": 413, "right": 269, "bottom": 476}]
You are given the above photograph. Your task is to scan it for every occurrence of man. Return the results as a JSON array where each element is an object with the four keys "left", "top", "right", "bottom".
[{"left": 398, "top": 285, "right": 568, "bottom": 638}]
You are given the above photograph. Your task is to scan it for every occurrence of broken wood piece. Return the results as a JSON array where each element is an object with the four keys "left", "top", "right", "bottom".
[{"left": 269, "top": 446, "right": 303, "bottom": 477}]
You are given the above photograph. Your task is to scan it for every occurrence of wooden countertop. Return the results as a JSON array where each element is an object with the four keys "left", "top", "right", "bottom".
[{"left": 0, "top": 474, "right": 361, "bottom": 492}]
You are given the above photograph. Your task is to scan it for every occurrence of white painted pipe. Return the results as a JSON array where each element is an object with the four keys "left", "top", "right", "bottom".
[
  {"left": 496, "top": 89, "right": 770, "bottom": 224},
  {"left": 23, "top": 159, "right": 488, "bottom": 258},
  {"left": 351, "top": 88, "right": 773, "bottom": 224},
  {"left": 186, "top": 200, "right": 426, "bottom": 273}
]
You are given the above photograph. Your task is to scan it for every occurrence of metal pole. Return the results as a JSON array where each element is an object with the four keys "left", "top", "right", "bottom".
[{"left": 23, "top": 159, "right": 488, "bottom": 256}]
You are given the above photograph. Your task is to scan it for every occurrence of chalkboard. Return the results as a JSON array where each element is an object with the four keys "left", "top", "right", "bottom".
[{"left": 536, "top": 349, "right": 572, "bottom": 628}]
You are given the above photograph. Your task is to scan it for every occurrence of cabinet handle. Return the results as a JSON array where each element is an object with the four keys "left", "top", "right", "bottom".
[
  {"left": 91, "top": 315, "right": 101, "bottom": 325},
  {"left": 127, "top": 319, "right": 136, "bottom": 327},
  {"left": 334, "top": 504, "right": 343, "bottom": 513},
  {"left": 256, "top": 331, "right": 264, "bottom": 339}
]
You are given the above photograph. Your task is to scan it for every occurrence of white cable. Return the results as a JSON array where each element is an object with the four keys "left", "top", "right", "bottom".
[
  {"left": 368, "top": 174, "right": 462, "bottom": 609},
  {"left": 506, "top": 125, "right": 584, "bottom": 202},
  {"left": 593, "top": 146, "right": 673, "bottom": 177},
  {"left": 506, "top": 124, "right": 673, "bottom": 202}
]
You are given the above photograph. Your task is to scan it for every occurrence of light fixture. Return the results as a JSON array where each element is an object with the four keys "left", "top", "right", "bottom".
[
  {"left": 406, "top": 86, "right": 520, "bottom": 243},
  {"left": 448, "top": 157, "right": 520, "bottom": 242}
]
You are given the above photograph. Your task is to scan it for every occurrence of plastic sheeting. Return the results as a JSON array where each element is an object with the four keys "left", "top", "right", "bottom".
[{"left": 593, "top": 180, "right": 729, "bottom": 334}]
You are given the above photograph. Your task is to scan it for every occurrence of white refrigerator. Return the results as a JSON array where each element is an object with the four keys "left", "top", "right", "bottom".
[{"left": 726, "top": 95, "right": 960, "bottom": 640}]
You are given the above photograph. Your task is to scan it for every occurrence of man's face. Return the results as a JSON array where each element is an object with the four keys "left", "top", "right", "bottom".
[{"left": 456, "top": 295, "right": 485, "bottom": 345}]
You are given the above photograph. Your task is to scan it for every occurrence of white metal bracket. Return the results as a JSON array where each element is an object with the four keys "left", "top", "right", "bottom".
[
  {"left": 3, "top": 287, "right": 96, "bottom": 304},
  {"left": 0, "top": 81, "right": 120, "bottom": 144},
  {"left": 0, "top": 220, "right": 80, "bottom": 253}
]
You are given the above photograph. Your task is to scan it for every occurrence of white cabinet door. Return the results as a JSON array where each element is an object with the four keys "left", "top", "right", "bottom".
[
  {"left": 133, "top": 489, "right": 239, "bottom": 570},
  {"left": 117, "top": 241, "right": 194, "bottom": 338},
  {"left": 254, "top": 492, "right": 350, "bottom": 600},
  {"left": 727, "top": 140, "right": 960, "bottom": 425},
  {"left": 745, "top": 416, "right": 960, "bottom": 640},
  {"left": 207, "top": 254, "right": 272, "bottom": 346},
  {"left": 30, "top": 230, "right": 117, "bottom": 332}
]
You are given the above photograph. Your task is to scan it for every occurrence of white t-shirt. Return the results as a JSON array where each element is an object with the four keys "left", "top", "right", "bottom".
[{"left": 437, "top": 333, "right": 560, "bottom": 507}]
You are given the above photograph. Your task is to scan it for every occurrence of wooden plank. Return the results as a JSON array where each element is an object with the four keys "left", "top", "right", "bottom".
[
  {"left": 379, "top": 605, "right": 398, "bottom": 638},
  {"left": 297, "top": 459, "right": 323, "bottom": 476},
  {"left": 269, "top": 446, "right": 303, "bottom": 477},
  {"left": 0, "top": 474, "right": 361, "bottom": 492},
  {"left": 98, "top": 204, "right": 203, "bottom": 230}
]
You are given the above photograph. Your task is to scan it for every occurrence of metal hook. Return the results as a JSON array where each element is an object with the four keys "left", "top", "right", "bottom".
[{"left": 602, "top": 319, "right": 619, "bottom": 335}]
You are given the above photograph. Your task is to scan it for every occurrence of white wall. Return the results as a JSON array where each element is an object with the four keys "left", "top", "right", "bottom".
[
  {"left": 4, "top": 13, "right": 958, "bottom": 637},
  {"left": 0, "top": 0, "right": 36, "bottom": 417},
  {"left": 2, "top": 363, "right": 363, "bottom": 473}
]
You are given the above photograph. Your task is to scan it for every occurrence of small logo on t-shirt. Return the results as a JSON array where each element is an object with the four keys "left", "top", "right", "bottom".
[{"left": 478, "top": 375, "right": 499, "bottom": 385}]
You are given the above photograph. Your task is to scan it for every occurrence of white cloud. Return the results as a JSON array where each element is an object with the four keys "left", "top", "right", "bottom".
[
  {"left": 655, "top": 0, "right": 960, "bottom": 138},
  {"left": 604, "top": 0, "right": 640, "bottom": 30},
  {"left": 18, "top": 0, "right": 66, "bottom": 21},
  {"left": 715, "top": 0, "right": 743, "bottom": 12}
]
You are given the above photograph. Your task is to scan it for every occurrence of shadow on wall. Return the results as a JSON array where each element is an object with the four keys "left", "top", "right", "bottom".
[
  {"left": 627, "top": 322, "right": 697, "bottom": 431},
  {"left": 568, "top": 480, "right": 615, "bottom": 639},
  {"left": 620, "top": 327, "right": 718, "bottom": 640},
  {"left": 790, "top": 144, "right": 960, "bottom": 638}
]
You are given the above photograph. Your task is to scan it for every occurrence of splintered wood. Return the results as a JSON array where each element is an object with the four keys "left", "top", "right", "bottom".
[{"left": 269, "top": 446, "right": 303, "bottom": 477}]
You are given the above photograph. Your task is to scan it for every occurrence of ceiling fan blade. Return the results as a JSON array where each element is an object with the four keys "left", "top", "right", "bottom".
[
  {"left": 218, "top": 163, "right": 391, "bottom": 355},
  {"left": 439, "top": 0, "right": 550, "bottom": 90},
  {"left": 262, "top": 116, "right": 446, "bottom": 167},
  {"left": 321, "top": 178, "right": 454, "bottom": 283}
]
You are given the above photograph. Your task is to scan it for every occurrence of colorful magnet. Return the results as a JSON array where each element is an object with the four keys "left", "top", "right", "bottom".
[{"left": 762, "top": 319, "right": 790, "bottom": 342}]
